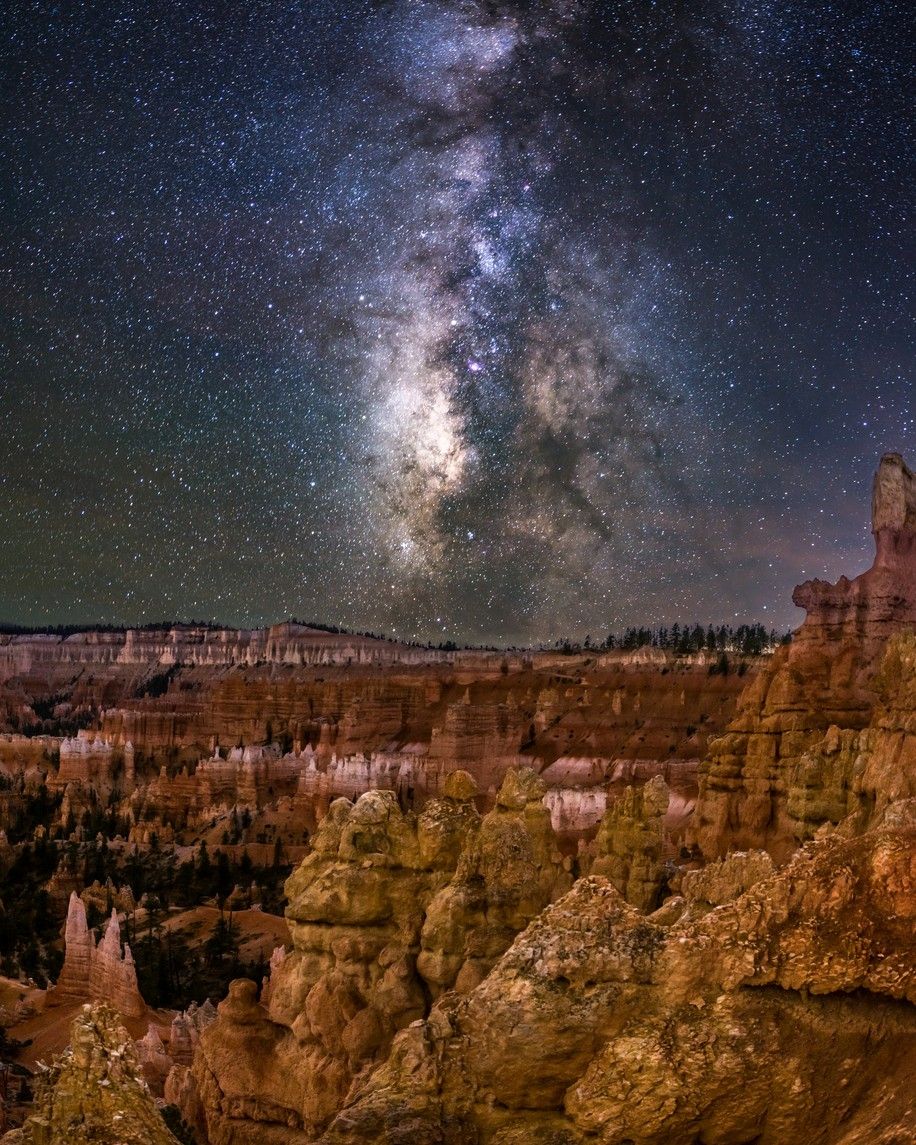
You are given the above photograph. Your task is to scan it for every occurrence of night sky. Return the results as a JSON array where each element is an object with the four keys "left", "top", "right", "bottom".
[{"left": 2, "top": 1, "right": 912, "bottom": 644}]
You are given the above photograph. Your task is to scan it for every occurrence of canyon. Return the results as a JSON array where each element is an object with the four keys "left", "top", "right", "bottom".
[
  {"left": 0, "top": 452, "right": 913, "bottom": 1144},
  {"left": 0, "top": 623, "right": 751, "bottom": 854}
]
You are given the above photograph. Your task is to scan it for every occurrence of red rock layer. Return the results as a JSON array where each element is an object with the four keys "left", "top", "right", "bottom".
[{"left": 1, "top": 635, "right": 751, "bottom": 844}]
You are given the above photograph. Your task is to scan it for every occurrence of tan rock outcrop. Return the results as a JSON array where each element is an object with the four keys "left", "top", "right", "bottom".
[
  {"left": 179, "top": 782, "right": 480, "bottom": 1142},
  {"left": 175, "top": 768, "right": 576, "bottom": 1142},
  {"left": 78, "top": 878, "right": 137, "bottom": 919},
  {"left": 50, "top": 733, "right": 124, "bottom": 798},
  {"left": 318, "top": 815, "right": 916, "bottom": 1145},
  {"left": 673, "top": 847, "right": 776, "bottom": 919},
  {"left": 7, "top": 1003, "right": 179, "bottom": 1145},
  {"left": 137, "top": 1001, "right": 218, "bottom": 1096},
  {"left": 417, "top": 767, "right": 572, "bottom": 997},
  {"left": 691, "top": 452, "right": 916, "bottom": 860}
]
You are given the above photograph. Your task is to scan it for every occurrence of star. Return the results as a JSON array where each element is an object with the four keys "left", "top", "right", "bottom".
[{"left": 0, "top": 0, "right": 910, "bottom": 644}]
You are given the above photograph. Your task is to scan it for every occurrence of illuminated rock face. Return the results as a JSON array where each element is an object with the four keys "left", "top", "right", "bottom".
[
  {"left": 585, "top": 774, "right": 671, "bottom": 910},
  {"left": 158, "top": 454, "right": 916, "bottom": 1145},
  {"left": 691, "top": 452, "right": 916, "bottom": 860},
  {"left": 168, "top": 770, "right": 574, "bottom": 1144},
  {"left": 53, "top": 892, "right": 145, "bottom": 1018},
  {"left": 9, "top": 1003, "right": 179, "bottom": 1145},
  {"left": 316, "top": 824, "right": 916, "bottom": 1145},
  {"left": 311, "top": 630, "right": 916, "bottom": 1145}
]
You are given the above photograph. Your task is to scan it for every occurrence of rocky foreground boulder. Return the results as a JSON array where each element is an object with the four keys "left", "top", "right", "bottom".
[
  {"left": 317, "top": 824, "right": 915, "bottom": 1144},
  {"left": 2, "top": 1003, "right": 179, "bottom": 1145}
]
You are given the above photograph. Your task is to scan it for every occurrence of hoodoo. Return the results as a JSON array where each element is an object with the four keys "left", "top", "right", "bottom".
[
  {"left": 164, "top": 455, "right": 916, "bottom": 1145},
  {"left": 53, "top": 892, "right": 146, "bottom": 1018},
  {"left": 691, "top": 451, "right": 916, "bottom": 860}
]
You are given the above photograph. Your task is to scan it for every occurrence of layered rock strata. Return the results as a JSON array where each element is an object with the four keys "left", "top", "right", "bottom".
[
  {"left": 0, "top": 623, "right": 468, "bottom": 677},
  {"left": 1, "top": 610, "right": 753, "bottom": 854},
  {"left": 114, "top": 655, "right": 735, "bottom": 847}
]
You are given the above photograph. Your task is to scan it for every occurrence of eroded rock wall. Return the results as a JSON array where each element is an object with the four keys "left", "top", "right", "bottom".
[
  {"left": 1, "top": 634, "right": 748, "bottom": 850},
  {"left": 691, "top": 452, "right": 916, "bottom": 860}
]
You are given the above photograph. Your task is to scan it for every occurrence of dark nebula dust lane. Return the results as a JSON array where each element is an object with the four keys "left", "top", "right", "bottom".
[{"left": 1, "top": 1, "right": 912, "bottom": 642}]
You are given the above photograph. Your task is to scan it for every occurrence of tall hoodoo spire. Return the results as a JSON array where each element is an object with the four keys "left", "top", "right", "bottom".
[{"left": 54, "top": 896, "right": 146, "bottom": 1018}]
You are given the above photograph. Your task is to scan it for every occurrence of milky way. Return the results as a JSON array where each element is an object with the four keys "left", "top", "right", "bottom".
[{"left": 1, "top": 1, "right": 912, "bottom": 642}]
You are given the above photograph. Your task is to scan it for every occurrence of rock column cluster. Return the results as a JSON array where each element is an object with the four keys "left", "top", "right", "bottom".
[{"left": 53, "top": 892, "right": 145, "bottom": 1018}]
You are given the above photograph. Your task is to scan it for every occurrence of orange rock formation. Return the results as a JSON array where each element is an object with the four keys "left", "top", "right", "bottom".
[
  {"left": 0, "top": 628, "right": 751, "bottom": 848},
  {"left": 167, "top": 452, "right": 916, "bottom": 1145},
  {"left": 52, "top": 892, "right": 146, "bottom": 1018},
  {"left": 691, "top": 451, "right": 916, "bottom": 860}
]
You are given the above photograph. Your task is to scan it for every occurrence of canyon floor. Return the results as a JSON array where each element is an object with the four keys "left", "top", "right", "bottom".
[{"left": 0, "top": 453, "right": 914, "bottom": 1144}]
